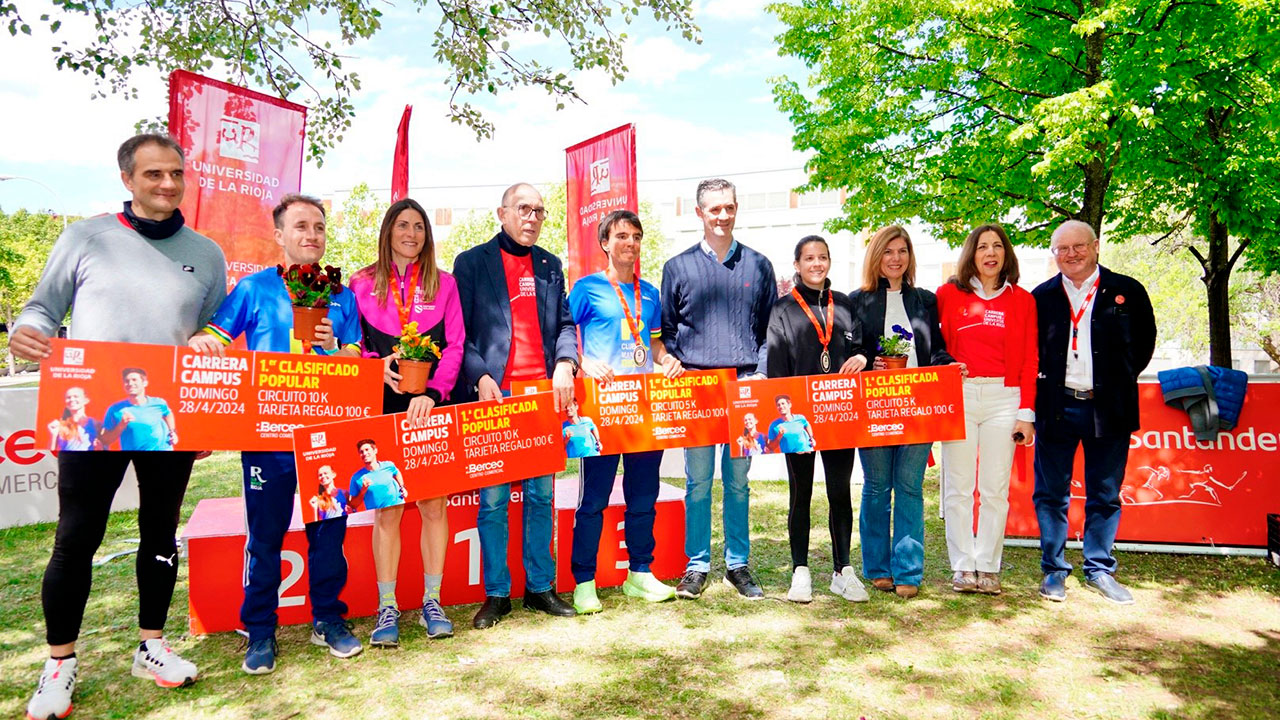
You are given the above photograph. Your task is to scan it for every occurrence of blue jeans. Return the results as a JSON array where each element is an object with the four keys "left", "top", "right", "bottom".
[
  {"left": 240, "top": 451, "right": 348, "bottom": 642},
  {"left": 1033, "top": 398, "right": 1130, "bottom": 579},
  {"left": 683, "top": 444, "right": 752, "bottom": 572},
  {"left": 477, "top": 474, "right": 555, "bottom": 596},
  {"left": 858, "top": 443, "right": 930, "bottom": 586},
  {"left": 571, "top": 450, "right": 662, "bottom": 583}
]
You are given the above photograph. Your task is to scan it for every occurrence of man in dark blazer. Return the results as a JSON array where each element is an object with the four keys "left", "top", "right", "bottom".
[
  {"left": 1032, "top": 220, "right": 1156, "bottom": 605},
  {"left": 452, "top": 182, "right": 579, "bottom": 628}
]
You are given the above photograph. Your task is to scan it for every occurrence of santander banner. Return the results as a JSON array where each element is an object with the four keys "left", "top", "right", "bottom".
[
  {"left": 1006, "top": 382, "right": 1280, "bottom": 547},
  {"left": 168, "top": 69, "right": 307, "bottom": 289},
  {"left": 565, "top": 124, "right": 638, "bottom": 287}
]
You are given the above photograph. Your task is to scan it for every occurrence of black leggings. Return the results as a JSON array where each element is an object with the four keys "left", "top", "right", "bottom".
[
  {"left": 43, "top": 451, "right": 195, "bottom": 645},
  {"left": 785, "top": 448, "right": 856, "bottom": 572}
]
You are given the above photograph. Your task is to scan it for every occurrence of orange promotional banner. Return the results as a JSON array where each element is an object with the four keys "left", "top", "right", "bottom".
[
  {"left": 512, "top": 369, "right": 734, "bottom": 457},
  {"left": 37, "top": 339, "right": 381, "bottom": 452},
  {"left": 1006, "top": 382, "right": 1280, "bottom": 547},
  {"left": 291, "top": 392, "right": 565, "bottom": 524},
  {"left": 726, "top": 367, "right": 965, "bottom": 458}
]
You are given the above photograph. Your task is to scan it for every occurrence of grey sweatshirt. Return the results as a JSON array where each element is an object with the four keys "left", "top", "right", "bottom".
[{"left": 16, "top": 213, "right": 228, "bottom": 345}]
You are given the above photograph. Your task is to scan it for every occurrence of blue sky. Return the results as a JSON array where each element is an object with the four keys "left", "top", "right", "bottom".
[{"left": 0, "top": 0, "right": 811, "bottom": 216}]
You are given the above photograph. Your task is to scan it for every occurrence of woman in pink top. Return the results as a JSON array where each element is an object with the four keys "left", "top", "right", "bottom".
[
  {"left": 936, "top": 224, "right": 1038, "bottom": 595},
  {"left": 348, "top": 198, "right": 465, "bottom": 645}
]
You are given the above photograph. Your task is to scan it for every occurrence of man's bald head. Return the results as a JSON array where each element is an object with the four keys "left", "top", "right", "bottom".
[
  {"left": 497, "top": 183, "right": 546, "bottom": 247},
  {"left": 1050, "top": 219, "right": 1101, "bottom": 285}
]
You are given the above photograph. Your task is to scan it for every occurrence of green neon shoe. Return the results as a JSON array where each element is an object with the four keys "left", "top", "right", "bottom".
[
  {"left": 573, "top": 580, "right": 603, "bottom": 614},
  {"left": 622, "top": 571, "right": 677, "bottom": 603}
]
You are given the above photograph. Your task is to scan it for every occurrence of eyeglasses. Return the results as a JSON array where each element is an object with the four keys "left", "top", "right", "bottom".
[
  {"left": 506, "top": 204, "right": 547, "bottom": 221},
  {"left": 1051, "top": 242, "right": 1094, "bottom": 257}
]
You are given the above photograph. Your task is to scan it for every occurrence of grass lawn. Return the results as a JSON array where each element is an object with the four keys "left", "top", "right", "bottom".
[{"left": 2, "top": 451, "right": 1277, "bottom": 719}]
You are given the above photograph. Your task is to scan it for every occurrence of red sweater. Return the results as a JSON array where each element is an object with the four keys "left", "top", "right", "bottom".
[{"left": 936, "top": 282, "right": 1038, "bottom": 411}]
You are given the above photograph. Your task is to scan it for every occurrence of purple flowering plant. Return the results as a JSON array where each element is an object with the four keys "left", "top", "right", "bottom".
[{"left": 878, "top": 324, "right": 914, "bottom": 356}]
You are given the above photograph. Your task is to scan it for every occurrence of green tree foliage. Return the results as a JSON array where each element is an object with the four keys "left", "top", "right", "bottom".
[
  {"left": 0, "top": 209, "right": 65, "bottom": 374},
  {"left": 4, "top": 1, "right": 698, "bottom": 164},
  {"left": 435, "top": 183, "right": 669, "bottom": 284},
  {"left": 771, "top": 0, "right": 1280, "bottom": 365},
  {"left": 326, "top": 182, "right": 386, "bottom": 275},
  {"left": 1108, "top": 234, "right": 1280, "bottom": 368}
]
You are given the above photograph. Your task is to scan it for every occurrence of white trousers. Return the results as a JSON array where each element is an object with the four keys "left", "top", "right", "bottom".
[{"left": 940, "top": 380, "right": 1020, "bottom": 572}]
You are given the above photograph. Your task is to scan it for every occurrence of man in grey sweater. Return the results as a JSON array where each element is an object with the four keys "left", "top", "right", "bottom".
[{"left": 13, "top": 133, "right": 226, "bottom": 720}]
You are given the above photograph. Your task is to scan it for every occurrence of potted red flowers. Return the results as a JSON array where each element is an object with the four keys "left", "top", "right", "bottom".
[{"left": 279, "top": 263, "right": 343, "bottom": 347}]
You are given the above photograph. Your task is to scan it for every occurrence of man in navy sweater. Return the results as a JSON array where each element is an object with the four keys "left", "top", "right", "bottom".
[{"left": 660, "top": 178, "right": 776, "bottom": 600}]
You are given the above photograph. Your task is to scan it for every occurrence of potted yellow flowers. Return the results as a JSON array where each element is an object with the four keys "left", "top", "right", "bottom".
[{"left": 395, "top": 321, "right": 443, "bottom": 394}]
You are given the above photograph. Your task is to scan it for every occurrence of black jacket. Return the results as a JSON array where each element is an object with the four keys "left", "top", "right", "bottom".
[
  {"left": 767, "top": 276, "right": 858, "bottom": 378},
  {"left": 848, "top": 279, "right": 954, "bottom": 368},
  {"left": 451, "top": 232, "right": 578, "bottom": 402},
  {"left": 1031, "top": 265, "right": 1156, "bottom": 438}
]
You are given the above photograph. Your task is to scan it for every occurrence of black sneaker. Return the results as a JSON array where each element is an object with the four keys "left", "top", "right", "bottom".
[
  {"left": 675, "top": 570, "right": 709, "bottom": 599},
  {"left": 723, "top": 566, "right": 765, "bottom": 599}
]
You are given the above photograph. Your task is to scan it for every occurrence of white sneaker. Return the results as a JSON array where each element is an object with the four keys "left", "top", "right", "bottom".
[
  {"left": 831, "top": 566, "right": 870, "bottom": 602},
  {"left": 787, "top": 566, "right": 813, "bottom": 603},
  {"left": 27, "top": 657, "right": 76, "bottom": 720},
  {"left": 131, "top": 638, "right": 198, "bottom": 688}
]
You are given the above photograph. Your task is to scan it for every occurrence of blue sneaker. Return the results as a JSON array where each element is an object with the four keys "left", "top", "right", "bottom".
[
  {"left": 241, "top": 636, "right": 277, "bottom": 675},
  {"left": 310, "top": 620, "right": 363, "bottom": 658},
  {"left": 370, "top": 606, "right": 401, "bottom": 648},
  {"left": 418, "top": 599, "right": 454, "bottom": 639}
]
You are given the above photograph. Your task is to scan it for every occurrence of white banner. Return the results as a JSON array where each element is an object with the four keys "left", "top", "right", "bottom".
[{"left": 0, "top": 387, "right": 139, "bottom": 528}]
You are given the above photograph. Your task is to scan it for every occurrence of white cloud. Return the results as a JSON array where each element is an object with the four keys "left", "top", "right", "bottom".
[
  {"left": 698, "top": 0, "right": 772, "bottom": 21},
  {"left": 622, "top": 36, "right": 711, "bottom": 87}
]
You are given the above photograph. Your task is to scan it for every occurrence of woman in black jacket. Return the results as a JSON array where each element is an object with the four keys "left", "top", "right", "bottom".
[
  {"left": 767, "top": 236, "right": 869, "bottom": 604},
  {"left": 849, "top": 225, "right": 957, "bottom": 599}
]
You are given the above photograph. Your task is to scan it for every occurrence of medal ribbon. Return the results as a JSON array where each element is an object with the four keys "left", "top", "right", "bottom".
[
  {"left": 392, "top": 262, "right": 420, "bottom": 329},
  {"left": 1067, "top": 277, "right": 1100, "bottom": 354},
  {"left": 790, "top": 286, "right": 834, "bottom": 359},
  {"left": 608, "top": 271, "right": 645, "bottom": 355}
]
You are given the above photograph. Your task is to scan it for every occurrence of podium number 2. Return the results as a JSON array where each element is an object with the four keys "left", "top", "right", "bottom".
[{"left": 278, "top": 550, "right": 305, "bottom": 607}]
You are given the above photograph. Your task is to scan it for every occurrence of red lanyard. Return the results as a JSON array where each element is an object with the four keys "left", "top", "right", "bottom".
[
  {"left": 1067, "top": 277, "right": 1100, "bottom": 353},
  {"left": 607, "top": 271, "right": 644, "bottom": 348},
  {"left": 392, "top": 263, "right": 419, "bottom": 328},
  {"left": 790, "top": 286, "right": 834, "bottom": 352}
]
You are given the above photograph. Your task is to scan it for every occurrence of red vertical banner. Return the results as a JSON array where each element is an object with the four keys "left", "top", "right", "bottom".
[
  {"left": 565, "top": 124, "right": 638, "bottom": 287},
  {"left": 391, "top": 105, "right": 412, "bottom": 202},
  {"left": 168, "top": 69, "right": 307, "bottom": 290}
]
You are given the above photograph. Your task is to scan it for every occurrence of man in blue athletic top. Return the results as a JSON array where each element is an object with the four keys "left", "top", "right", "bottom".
[
  {"left": 561, "top": 399, "right": 601, "bottom": 458},
  {"left": 348, "top": 439, "right": 406, "bottom": 510},
  {"left": 99, "top": 368, "right": 177, "bottom": 451},
  {"left": 566, "top": 209, "right": 683, "bottom": 613},
  {"left": 188, "top": 193, "right": 363, "bottom": 675},
  {"left": 767, "top": 395, "right": 816, "bottom": 454}
]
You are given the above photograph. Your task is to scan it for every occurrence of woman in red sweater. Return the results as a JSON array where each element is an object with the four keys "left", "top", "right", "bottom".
[{"left": 937, "top": 224, "right": 1037, "bottom": 595}]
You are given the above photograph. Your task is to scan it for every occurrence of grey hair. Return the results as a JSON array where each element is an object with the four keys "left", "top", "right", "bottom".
[
  {"left": 117, "top": 134, "right": 185, "bottom": 175},
  {"left": 1051, "top": 219, "right": 1098, "bottom": 244},
  {"left": 696, "top": 178, "right": 736, "bottom": 208}
]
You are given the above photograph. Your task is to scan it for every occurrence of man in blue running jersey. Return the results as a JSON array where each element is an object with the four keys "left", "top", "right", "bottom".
[
  {"left": 561, "top": 399, "right": 601, "bottom": 458},
  {"left": 188, "top": 193, "right": 364, "bottom": 674},
  {"left": 100, "top": 368, "right": 177, "bottom": 450},
  {"left": 767, "top": 395, "right": 816, "bottom": 454},
  {"left": 348, "top": 439, "right": 406, "bottom": 510},
  {"left": 564, "top": 209, "right": 683, "bottom": 614}
]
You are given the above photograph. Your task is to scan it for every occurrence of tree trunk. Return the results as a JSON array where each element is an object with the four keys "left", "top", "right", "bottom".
[
  {"left": 1203, "top": 212, "right": 1233, "bottom": 367},
  {"left": 1077, "top": 20, "right": 1109, "bottom": 236},
  {"left": 1260, "top": 335, "right": 1280, "bottom": 369}
]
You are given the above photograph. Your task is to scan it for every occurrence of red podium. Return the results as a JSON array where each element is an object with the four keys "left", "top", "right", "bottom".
[
  {"left": 553, "top": 472, "right": 688, "bottom": 591},
  {"left": 183, "top": 477, "right": 686, "bottom": 635}
]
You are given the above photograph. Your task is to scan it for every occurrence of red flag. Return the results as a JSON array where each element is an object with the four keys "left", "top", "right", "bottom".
[
  {"left": 565, "top": 124, "right": 637, "bottom": 288},
  {"left": 391, "top": 105, "right": 412, "bottom": 202}
]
